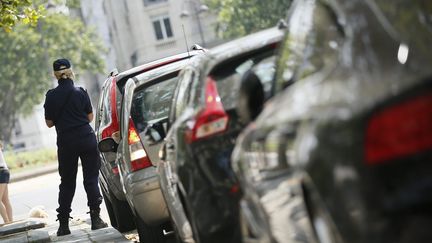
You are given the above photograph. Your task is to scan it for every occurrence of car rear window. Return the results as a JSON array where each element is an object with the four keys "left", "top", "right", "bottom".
[
  {"left": 131, "top": 74, "right": 178, "bottom": 133},
  {"left": 211, "top": 50, "right": 277, "bottom": 110}
]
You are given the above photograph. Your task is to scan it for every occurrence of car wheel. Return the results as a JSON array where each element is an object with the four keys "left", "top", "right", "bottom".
[
  {"left": 104, "top": 186, "right": 136, "bottom": 233},
  {"left": 101, "top": 186, "right": 118, "bottom": 229},
  {"left": 134, "top": 215, "right": 167, "bottom": 243}
]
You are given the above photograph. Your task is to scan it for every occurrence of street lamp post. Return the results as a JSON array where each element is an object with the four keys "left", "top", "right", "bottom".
[{"left": 180, "top": 0, "right": 209, "bottom": 47}]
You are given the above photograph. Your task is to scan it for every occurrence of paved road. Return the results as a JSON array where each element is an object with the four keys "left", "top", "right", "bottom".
[{"left": 9, "top": 165, "right": 109, "bottom": 222}]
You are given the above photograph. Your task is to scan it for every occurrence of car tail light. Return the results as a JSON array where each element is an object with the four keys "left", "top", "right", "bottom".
[
  {"left": 365, "top": 91, "right": 432, "bottom": 165},
  {"left": 186, "top": 76, "right": 229, "bottom": 143},
  {"left": 128, "top": 119, "right": 152, "bottom": 171},
  {"left": 101, "top": 78, "right": 120, "bottom": 139}
]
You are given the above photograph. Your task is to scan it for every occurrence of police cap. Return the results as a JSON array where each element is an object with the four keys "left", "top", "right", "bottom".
[{"left": 53, "top": 58, "right": 71, "bottom": 71}]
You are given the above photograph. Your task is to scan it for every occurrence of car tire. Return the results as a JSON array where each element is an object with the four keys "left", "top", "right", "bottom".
[
  {"left": 134, "top": 215, "right": 167, "bottom": 243},
  {"left": 101, "top": 187, "right": 118, "bottom": 229},
  {"left": 103, "top": 186, "right": 136, "bottom": 233}
]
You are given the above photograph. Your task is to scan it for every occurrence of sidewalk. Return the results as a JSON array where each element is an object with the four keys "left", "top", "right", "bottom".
[
  {"left": 0, "top": 215, "right": 134, "bottom": 242},
  {"left": 6, "top": 165, "right": 137, "bottom": 242}
]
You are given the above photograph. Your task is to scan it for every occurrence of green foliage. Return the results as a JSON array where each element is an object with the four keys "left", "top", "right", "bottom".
[
  {"left": 4, "top": 148, "right": 57, "bottom": 172},
  {"left": 0, "top": 4, "right": 106, "bottom": 142},
  {"left": 204, "top": 0, "right": 291, "bottom": 39},
  {"left": 64, "top": 0, "right": 81, "bottom": 9},
  {"left": 0, "top": 0, "right": 44, "bottom": 32}
]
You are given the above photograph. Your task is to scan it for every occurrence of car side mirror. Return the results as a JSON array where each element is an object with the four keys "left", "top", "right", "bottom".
[
  {"left": 145, "top": 122, "right": 166, "bottom": 145},
  {"left": 98, "top": 137, "right": 118, "bottom": 152},
  {"left": 237, "top": 70, "right": 265, "bottom": 124}
]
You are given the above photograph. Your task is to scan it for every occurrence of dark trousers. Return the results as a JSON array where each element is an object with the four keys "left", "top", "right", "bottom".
[{"left": 56, "top": 129, "right": 102, "bottom": 216}]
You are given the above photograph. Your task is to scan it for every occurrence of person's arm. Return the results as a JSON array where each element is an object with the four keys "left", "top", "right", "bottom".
[
  {"left": 45, "top": 119, "right": 54, "bottom": 128},
  {"left": 81, "top": 88, "right": 94, "bottom": 123},
  {"left": 44, "top": 91, "right": 55, "bottom": 128},
  {"left": 87, "top": 112, "right": 94, "bottom": 122}
]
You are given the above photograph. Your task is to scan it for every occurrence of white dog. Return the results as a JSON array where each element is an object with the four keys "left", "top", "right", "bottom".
[{"left": 28, "top": 205, "right": 49, "bottom": 219}]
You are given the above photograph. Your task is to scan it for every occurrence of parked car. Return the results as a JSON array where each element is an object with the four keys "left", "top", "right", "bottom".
[
  {"left": 98, "top": 49, "right": 204, "bottom": 243},
  {"left": 156, "top": 26, "right": 286, "bottom": 243},
  {"left": 96, "top": 70, "right": 134, "bottom": 233},
  {"left": 232, "top": 0, "right": 432, "bottom": 243}
]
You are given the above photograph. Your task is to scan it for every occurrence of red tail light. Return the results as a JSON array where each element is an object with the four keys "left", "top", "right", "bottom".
[
  {"left": 365, "top": 91, "right": 432, "bottom": 165},
  {"left": 128, "top": 120, "right": 152, "bottom": 171},
  {"left": 102, "top": 78, "right": 120, "bottom": 139},
  {"left": 186, "top": 76, "right": 229, "bottom": 143}
]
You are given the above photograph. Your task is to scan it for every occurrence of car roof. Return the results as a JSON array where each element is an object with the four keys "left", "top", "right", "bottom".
[
  {"left": 131, "top": 57, "right": 194, "bottom": 88},
  {"left": 182, "top": 27, "right": 285, "bottom": 82},
  {"left": 208, "top": 27, "right": 284, "bottom": 63},
  {"left": 115, "top": 50, "right": 204, "bottom": 91}
]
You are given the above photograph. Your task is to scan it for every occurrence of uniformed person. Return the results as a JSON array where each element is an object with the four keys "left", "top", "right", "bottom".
[{"left": 43, "top": 58, "right": 107, "bottom": 236}]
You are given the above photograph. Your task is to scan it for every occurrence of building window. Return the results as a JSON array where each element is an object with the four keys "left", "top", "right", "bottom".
[
  {"left": 152, "top": 16, "right": 173, "bottom": 40},
  {"left": 143, "top": 0, "right": 167, "bottom": 7}
]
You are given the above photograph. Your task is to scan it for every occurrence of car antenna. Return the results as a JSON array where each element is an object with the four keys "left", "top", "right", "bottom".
[{"left": 182, "top": 24, "right": 190, "bottom": 57}]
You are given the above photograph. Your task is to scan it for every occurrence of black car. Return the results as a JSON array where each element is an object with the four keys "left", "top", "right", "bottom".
[
  {"left": 232, "top": 0, "right": 432, "bottom": 243},
  {"left": 157, "top": 27, "right": 285, "bottom": 243}
]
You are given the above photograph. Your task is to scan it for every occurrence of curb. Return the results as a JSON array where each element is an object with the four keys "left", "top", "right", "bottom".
[
  {"left": 10, "top": 163, "right": 59, "bottom": 183},
  {"left": 0, "top": 220, "right": 49, "bottom": 243}
]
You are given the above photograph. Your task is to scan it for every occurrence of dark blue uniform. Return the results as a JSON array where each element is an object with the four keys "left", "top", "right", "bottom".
[{"left": 44, "top": 78, "right": 102, "bottom": 217}]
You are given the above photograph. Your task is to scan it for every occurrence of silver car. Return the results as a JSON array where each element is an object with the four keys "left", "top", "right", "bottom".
[{"left": 99, "top": 53, "right": 201, "bottom": 243}]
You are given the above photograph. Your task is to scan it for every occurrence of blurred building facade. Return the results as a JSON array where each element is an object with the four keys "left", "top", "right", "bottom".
[
  {"left": 10, "top": 0, "right": 222, "bottom": 151},
  {"left": 101, "top": 0, "right": 221, "bottom": 71},
  {"left": 10, "top": 105, "right": 57, "bottom": 151},
  {"left": 78, "top": 0, "right": 118, "bottom": 104}
]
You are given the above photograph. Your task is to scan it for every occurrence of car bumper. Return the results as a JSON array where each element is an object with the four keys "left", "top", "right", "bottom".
[
  {"left": 240, "top": 171, "right": 315, "bottom": 243},
  {"left": 124, "top": 166, "right": 169, "bottom": 226}
]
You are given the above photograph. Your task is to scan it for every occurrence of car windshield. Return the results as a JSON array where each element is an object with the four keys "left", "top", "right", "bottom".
[{"left": 131, "top": 76, "right": 178, "bottom": 133}]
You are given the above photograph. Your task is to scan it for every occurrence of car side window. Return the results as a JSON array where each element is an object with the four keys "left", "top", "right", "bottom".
[
  {"left": 275, "top": 0, "right": 344, "bottom": 92},
  {"left": 131, "top": 75, "right": 178, "bottom": 133}
]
